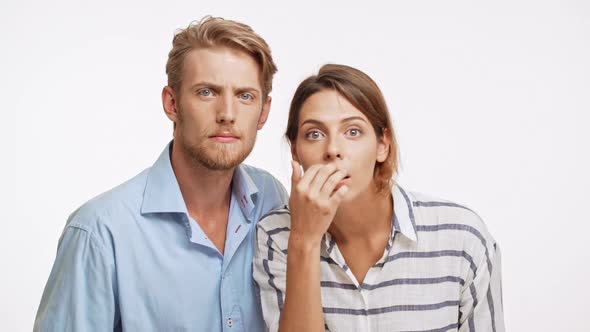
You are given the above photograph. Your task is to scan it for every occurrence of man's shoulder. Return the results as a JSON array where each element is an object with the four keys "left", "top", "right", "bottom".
[
  {"left": 239, "top": 164, "right": 289, "bottom": 213},
  {"left": 240, "top": 163, "right": 282, "bottom": 186},
  {"left": 66, "top": 168, "right": 150, "bottom": 231}
]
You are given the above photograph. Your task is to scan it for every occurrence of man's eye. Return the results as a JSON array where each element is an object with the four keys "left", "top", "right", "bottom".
[
  {"left": 198, "top": 89, "right": 213, "bottom": 97},
  {"left": 239, "top": 93, "right": 254, "bottom": 101},
  {"left": 305, "top": 130, "right": 324, "bottom": 140}
]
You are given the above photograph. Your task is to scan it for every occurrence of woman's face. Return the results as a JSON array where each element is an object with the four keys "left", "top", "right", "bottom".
[{"left": 292, "top": 89, "right": 389, "bottom": 201}]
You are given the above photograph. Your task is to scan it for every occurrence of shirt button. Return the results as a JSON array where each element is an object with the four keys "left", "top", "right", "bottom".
[{"left": 227, "top": 318, "right": 233, "bottom": 328}]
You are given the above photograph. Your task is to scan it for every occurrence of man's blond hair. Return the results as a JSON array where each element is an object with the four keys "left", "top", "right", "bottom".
[{"left": 166, "top": 16, "right": 277, "bottom": 99}]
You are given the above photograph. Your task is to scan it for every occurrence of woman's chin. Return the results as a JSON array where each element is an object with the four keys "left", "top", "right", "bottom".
[{"left": 338, "top": 188, "right": 357, "bottom": 203}]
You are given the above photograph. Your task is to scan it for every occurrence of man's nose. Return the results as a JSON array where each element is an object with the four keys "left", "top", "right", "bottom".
[{"left": 216, "top": 94, "right": 236, "bottom": 124}]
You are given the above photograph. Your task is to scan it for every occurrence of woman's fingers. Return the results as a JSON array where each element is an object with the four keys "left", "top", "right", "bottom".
[
  {"left": 320, "top": 169, "right": 348, "bottom": 197},
  {"left": 294, "top": 164, "right": 323, "bottom": 192},
  {"left": 329, "top": 183, "right": 349, "bottom": 205},
  {"left": 307, "top": 164, "right": 340, "bottom": 195},
  {"left": 293, "top": 163, "right": 348, "bottom": 201},
  {"left": 291, "top": 160, "right": 302, "bottom": 184},
  {"left": 289, "top": 162, "right": 348, "bottom": 242}
]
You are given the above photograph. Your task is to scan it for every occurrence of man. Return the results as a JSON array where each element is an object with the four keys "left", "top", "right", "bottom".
[{"left": 34, "top": 16, "right": 287, "bottom": 331}]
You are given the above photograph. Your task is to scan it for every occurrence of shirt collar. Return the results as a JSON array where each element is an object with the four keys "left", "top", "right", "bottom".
[
  {"left": 392, "top": 184, "right": 418, "bottom": 242},
  {"left": 323, "top": 183, "right": 418, "bottom": 252},
  {"left": 141, "top": 142, "right": 188, "bottom": 215},
  {"left": 141, "top": 141, "right": 260, "bottom": 220},
  {"left": 231, "top": 164, "right": 259, "bottom": 222}
]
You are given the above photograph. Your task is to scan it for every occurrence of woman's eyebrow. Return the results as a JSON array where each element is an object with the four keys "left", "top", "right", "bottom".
[
  {"left": 300, "top": 116, "right": 367, "bottom": 127},
  {"left": 300, "top": 119, "right": 324, "bottom": 127},
  {"left": 341, "top": 116, "right": 367, "bottom": 124}
]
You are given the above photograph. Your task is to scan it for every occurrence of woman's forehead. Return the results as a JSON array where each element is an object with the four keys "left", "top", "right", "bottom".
[{"left": 298, "top": 90, "right": 368, "bottom": 125}]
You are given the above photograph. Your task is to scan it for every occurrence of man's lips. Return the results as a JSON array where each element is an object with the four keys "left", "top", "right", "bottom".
[{"left": 209, "top": 133, "right": 239, "bottom": 143}]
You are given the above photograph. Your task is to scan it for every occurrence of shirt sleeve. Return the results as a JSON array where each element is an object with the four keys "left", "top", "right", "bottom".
[
  {"left": 270, "top": 175, "right": 289, "bottom": 209},
  {"left": 34, "top": 223, "right": 119, "bottom": 331},
  {"left": 253, "top": 222, "right": 288, "bottom": 332},
  {"left": 256, "top": 170, "right": 289, "bottom": 216},
  {"left": 459, "top": 243, "right": 505, "bottom": 332}
]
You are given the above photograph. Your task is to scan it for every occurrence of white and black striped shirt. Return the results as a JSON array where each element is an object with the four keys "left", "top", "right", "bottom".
[{"left": 254, "top": 185, "right": 504, "bottom": 332}]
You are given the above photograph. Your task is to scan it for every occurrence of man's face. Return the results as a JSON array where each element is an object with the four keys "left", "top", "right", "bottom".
[{"left": 172, "top": 47, "right": 269, "bottom": 170}]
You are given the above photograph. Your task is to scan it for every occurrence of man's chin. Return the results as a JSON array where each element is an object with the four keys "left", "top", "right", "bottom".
[
  {"left": 192, "top": 150, "right": 247, "bottom": 171},
  {"left": 207, "top": 158, "right": 242, "bottom": 170},
  {"left": 180, "top": 139, "right": 254, "bottom": 171},
  {"left": 194, "top": 152, "right": 244, "bottom": 171}
]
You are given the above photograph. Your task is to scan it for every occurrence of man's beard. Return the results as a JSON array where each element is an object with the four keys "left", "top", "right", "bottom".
[
  {"left": 181, "top": 136, "right": 254, "bottom": 171},
  {"left": 175, "top": 106, "right": 258, "bottom": 171}
]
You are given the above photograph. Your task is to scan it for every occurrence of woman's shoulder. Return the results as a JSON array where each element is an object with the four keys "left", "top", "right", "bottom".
[
  {"left": 409, "top": 190, "right": 490, "bottom": 232},
  {"left": 256, "top": 207, "right": 292, "bottom": 250},
  {"left": 406, "top": 188, "right": 499, "bottom": 259}
]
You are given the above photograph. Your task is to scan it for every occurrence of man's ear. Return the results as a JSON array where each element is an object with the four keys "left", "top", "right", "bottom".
[
  {"left": 162, "top": 86, "right": 180, "bottom": 123},
  {"left": 257, "top": 95, "right": 272, "bottom": 130},
  {"left": 376, "top": 129, "right": 391, "bottom": 163}
]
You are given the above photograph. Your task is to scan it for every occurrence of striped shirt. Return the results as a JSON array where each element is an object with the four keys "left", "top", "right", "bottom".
[{"left": 253, "top": 185, "right": 504, "bottom": 332}]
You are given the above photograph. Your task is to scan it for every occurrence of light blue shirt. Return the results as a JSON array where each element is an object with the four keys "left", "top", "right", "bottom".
[{"left": 34, "top": 142, "right": 288, "bottom": 331}]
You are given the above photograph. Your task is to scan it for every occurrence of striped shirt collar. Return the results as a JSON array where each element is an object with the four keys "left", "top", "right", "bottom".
[
  {"left": 141, "top": 141, "right": 259, "bottom": 221},
  {"left": 392, "top": 184, "right": 418, "bottom": 242},
  {"left": 323, "top": 184, "right": 418, "bottom": 252}
]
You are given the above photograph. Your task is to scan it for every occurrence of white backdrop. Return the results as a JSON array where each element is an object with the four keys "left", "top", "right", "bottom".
[{"left": 1, "top": 0, "right": 589, "bottom": 330}]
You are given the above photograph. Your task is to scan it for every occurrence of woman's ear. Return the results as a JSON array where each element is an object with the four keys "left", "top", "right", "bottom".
[
  {"left": 376, "top": 129, "right": 390, "bottom": 163},
  {"left": 290, "top": 142, "right": 300, "bottom": 163}
]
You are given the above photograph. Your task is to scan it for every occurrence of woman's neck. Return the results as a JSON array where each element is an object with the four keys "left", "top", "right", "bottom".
[{"left": 328, "top": 186, "right": 393, "bottom": 245}]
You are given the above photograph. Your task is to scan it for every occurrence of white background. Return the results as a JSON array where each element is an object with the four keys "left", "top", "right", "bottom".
[{"left": 1, "top": 0, "right": 589, "bottom": 330}]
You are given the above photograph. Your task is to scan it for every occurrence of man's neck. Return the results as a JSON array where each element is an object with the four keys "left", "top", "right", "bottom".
[
  {"left": 171, "top": 143, "right": 235, "bottom": 214},
  {"left": 170, "top": 143, "right": 235, "bottom": 254}
]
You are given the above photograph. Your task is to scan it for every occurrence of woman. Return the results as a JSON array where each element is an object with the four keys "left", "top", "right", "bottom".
[{"left": 254, "top": 64, "right": 504, "bottom": 332}]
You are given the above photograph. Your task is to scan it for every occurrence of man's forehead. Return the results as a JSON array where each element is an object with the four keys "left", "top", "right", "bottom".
[{"left": 183, "top": 47, "right": 262, "bottom": 90}]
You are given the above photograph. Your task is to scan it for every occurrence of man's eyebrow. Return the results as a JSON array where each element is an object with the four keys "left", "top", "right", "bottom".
[
  {"left": 190, "top": 82, "right": 261, "bottom": 94},
  {"left": 190, "top": 82, "right": 223, "bottom": 91},
  {"left": 235, "top": 86, "right": 261, "bottom": 94}
]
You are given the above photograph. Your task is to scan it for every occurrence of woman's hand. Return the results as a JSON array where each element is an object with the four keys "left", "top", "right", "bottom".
[{"left": 288, "top": 160, "right": 349, "bottom": 247}]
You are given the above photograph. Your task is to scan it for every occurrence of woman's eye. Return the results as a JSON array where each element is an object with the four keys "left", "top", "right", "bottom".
[
  {"left": 305, "top": 130, "right": 324, "bottom": 140},
  {"left": 347, "top": 128, "right": 362, "bottom": 137}
]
